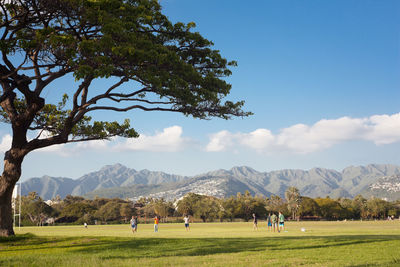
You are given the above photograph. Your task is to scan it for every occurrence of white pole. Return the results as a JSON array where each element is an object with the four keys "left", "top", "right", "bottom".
[
  {"left": 19, "top": 182, "right": 21, "bottom": 230},
  {"left": 12, "top": 183, "right": 18, "bottom": 229},
  {"left": 13, "top": 187, "right": 15, "bottom": 228}
]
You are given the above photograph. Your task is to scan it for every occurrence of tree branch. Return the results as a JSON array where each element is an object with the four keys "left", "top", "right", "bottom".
[
  {"left": 86, "top": 105, "right": 180, "bottom": 113},
  {"left": 36, "top": 67, "right": 71, "bottom": 94},
  {"left": 1, "top": 50, "right": 16, "bottom": 72},
  {"left": 84, "top": 77, "right": 129, "bottom": 106},
  {"left": 106, "top": 96, "right": 172, "bottom": 105},
  {"left": 72, "top": 76, "right": 92, "bottom": 110},
  {"left": 31, "top": 50, "right": 44, "bottom": 92},
  {"left": 0, "top": 55, "right": 29, "bottom": 80}
]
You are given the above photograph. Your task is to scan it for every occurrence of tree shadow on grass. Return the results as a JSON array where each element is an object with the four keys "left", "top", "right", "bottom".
[
  {"left": 0, "top": 233, "right": 64, "bottom": 250},
  {"left": 0, "top": 233, "right": 36, "bottom": 243},
  {"left": 0, "top": 235, "right": 110, "bottom": 253},
  {"left": 71, "top": 235, "right": 399, "bottom": 259},
  {"left": 2, "top": 234, "right": 399, "bottom": 261},
  {"left": 347, "top": 256, "right": 400, "bottom": 267}
]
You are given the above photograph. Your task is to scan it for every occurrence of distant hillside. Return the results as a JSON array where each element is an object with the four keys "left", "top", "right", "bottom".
[
  {"left": 22, "top": 163, "right": 187, "bottom": 199},
  {"left": 361, "top": 174, "right": 400, "bottom": 201},
  {"left": 202, "top": 164, "right": 400, "bottom": 199},
  {"left": 21, "top": 163, "right": 400, "bottom": 200},
  {"left": 84, "top": 184, "right": 168, "bottom": 199},
  {"left": 21, "top": 176, "right": 78, "bottom": 200},
  {"left": 341, "top": 164, "right": 400, "bottom": 196},
  {"left": 85, "top": 175, "right": 273, "bottom": 201}
]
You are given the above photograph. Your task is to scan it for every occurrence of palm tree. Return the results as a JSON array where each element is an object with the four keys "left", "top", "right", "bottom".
[{"left": 285, "top": 187, "right": 301, "bottom": 220}]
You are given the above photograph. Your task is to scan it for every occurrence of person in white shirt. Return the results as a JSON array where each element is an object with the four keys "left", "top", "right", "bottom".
[
  {"left": 130, "top": 216, "right": 136, "bottom": 234},
  {"left": 184, "top": 215, "right": 190, "bottom": 231}
]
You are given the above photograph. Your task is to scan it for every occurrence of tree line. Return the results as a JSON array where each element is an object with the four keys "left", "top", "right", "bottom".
[{"left": 14, "top": 187, "right": 400, "bottom": 226}]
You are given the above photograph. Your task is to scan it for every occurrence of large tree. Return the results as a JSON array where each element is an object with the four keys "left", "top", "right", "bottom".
[
  {"left": 0, "top": 0, "right": 250, "bottom": 236},
  {"left": 284, "top": 186, "right": 301, "bottom": 220},
  {"left": 20, "top": 191, "right": 54, "bottom": 226}
]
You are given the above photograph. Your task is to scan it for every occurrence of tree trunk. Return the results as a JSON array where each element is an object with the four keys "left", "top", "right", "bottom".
[
  {"left": 0, "top": 150, "right": 24, "bottom": 236},
  {"left": 0, "top": 183, "right": 14, "bottom": 236}
]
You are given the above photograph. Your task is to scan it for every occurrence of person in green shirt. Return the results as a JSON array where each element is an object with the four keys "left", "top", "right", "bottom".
[
  {"left": 278, "top": 211, "right": 285, "bottom": 232},
  {"left": 270, "top": 212, "right": 278, "bottom": 232},
  {"left": 267, "top": 213, "right": 272, "bottom": 231}
]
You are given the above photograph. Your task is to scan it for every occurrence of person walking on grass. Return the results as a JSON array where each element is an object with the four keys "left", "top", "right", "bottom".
[
  {"left": 154, "top": 216, "right": 159, "bottom": 232},
  {"left": 253, "top": 213, "right": 258, "bottom": 231},
  {"left": 278, "top": 211, "right": 285, "bottom": 232},
  {"left": 130, "top": 216, "right": 136, "bottom": 234},
  {"left": 134, "top": 216, "right": 138, "bottom": 232},
  {"left": 184, "top": 215, "right": 190, "bottom": 231},
  {"left": 271, "top": 212, "right": 278, "bottom": 232},
  {"left": 267, "top": 213, "right": 272, "bottom": 231}
]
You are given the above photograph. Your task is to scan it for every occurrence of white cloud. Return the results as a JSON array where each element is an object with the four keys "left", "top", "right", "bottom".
[
  {"left": 276, "top": 116, "right": 368, "bottom": 153},
  {"left": 0, "top": 126, "right": 190, "bottom": 157},
  {"left": 117, "top": 125, "right": 190, "bottom": 152},
  {"left": 36, "top": 140, "right": 109, "bottom": 156},
  {"left": 37, "top": 143, "right": 66, "bottom": 153},
  {"left": 206, "top": 130, "right": 235, "bottom": 152},
  {"left": 28, "top": 131, "right": 108, "bottom": 156},
  {"left": 76, "top": 139, "right": 110, "bottom": 150},
  {"left": 240, "top": 129, "right": 275, "bottom": 151},
  {"left": 364, "top": 113, "right": 400, "bottom": 145},
  {"left": 206, "top": 129, "right": 275, "bottom": 152},
  {"left": 37, "top": 126, "right": 189, "bottom": 154},
  {"left": 2, "top": 113, "right": 399, "bottom": 157},
  {"left": 206, "top": 113, "right": 400, "bottom": 154},
  {"left": 0, "top": 134, "right": 12, "bottom": 153}
]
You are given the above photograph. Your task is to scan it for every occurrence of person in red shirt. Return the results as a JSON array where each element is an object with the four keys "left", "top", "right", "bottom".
[{"left": 154, "top": 216, "right": 159, "bottom": 232}]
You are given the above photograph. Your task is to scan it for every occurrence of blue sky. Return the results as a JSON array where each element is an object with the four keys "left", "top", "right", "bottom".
[{"left": 1, "top": 0, "right": 400, "bottom": 180}]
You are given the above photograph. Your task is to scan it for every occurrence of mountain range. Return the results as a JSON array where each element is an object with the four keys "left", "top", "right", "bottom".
[
  {"left": 21, "top": 163, "right": 400, "bottom": 201},
  {"left": 361, "top": 174, "right": 400, "bottom": 201}
]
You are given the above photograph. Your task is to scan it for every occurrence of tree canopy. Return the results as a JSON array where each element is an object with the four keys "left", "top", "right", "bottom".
[
  {"left": 0, "top": 0, "right": 249, "bottom": 149},
  {"left": 0, "top": 0, "right": 250, "bottom": 236},
  {"left": 285, "top": 186, "right": 301, "bottom": 220}
]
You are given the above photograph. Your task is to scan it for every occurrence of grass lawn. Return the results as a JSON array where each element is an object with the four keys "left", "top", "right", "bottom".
[{"left": 1, "top": 221, "right": 400, "bottom": 266}]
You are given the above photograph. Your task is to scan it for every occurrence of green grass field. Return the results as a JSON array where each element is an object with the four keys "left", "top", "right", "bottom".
[{"left": 1, "top": 221, "right": 400, "bottom": 266}]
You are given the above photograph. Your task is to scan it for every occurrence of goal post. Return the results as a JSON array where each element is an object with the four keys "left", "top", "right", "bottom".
[{"left": 12, "top": 183, "right": 21, "bottom": 230}]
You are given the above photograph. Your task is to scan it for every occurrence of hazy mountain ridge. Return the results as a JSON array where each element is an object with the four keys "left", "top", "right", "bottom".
[
  {"left": 21, "top": 176, "right": 79, "bottom": 200},
  {"left": 340, "top": 164, "right": 400, "bottom": 195},
  {"left": 22, "top": 163, "right": 188, "bottom": 199},
  {"left": 361, "top": 174, "right": 400, "bottom": 201},
  {"left": 201, "top": 164, "right": 400, "bottom": 199},
  {"left": 21, "top": 163, "right": 400, "bottom": 200}
]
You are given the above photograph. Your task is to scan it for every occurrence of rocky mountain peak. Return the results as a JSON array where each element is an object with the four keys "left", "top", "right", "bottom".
[
  {"left": 230, "top": 166, "right": 259, "bottom": 176},
  {"left": 21, "top": 163, "right": 400, "bottom": 201}
]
